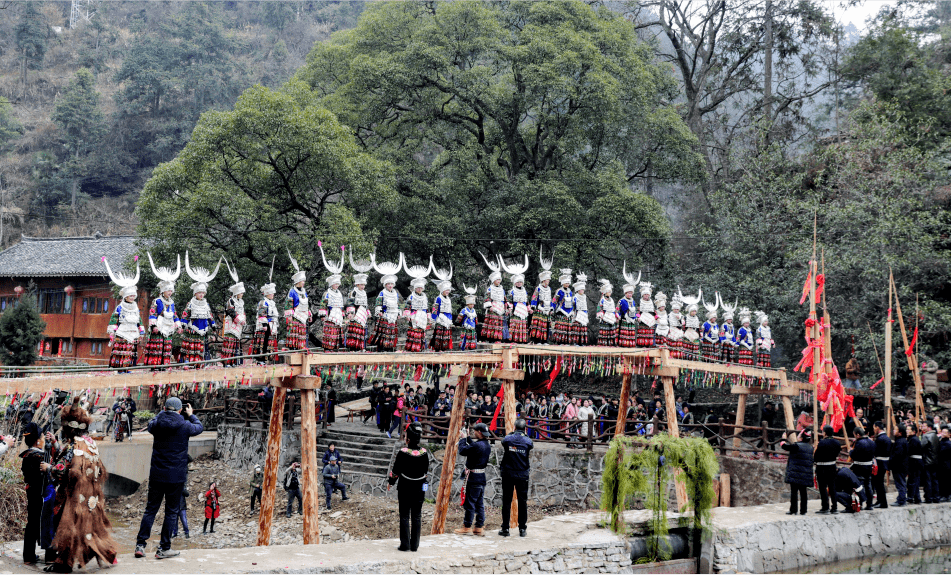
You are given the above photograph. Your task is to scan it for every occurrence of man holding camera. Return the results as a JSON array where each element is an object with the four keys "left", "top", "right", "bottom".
[
  {"left": 135, "top": 397, "right": 204, "bottom": 560},
  {"left": 455, "top": 423, "right": 491, "bottom": 536},
  {"left": 285, "top": 460, "right": 303, "bottom": 517}
]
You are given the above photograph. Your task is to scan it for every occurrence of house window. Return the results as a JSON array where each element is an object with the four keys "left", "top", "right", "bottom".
[
  {"left": 38, "top": 289, "right": 69, "bottom": 314},
  {"left": 82, "top": 297, "right": 112, "bottom": 314},
  {"left": 90, "top": 341, "right": 104, "bottom": 356},
  {"left": 0, "top": 296, "right": 18, "bottom": 312}
]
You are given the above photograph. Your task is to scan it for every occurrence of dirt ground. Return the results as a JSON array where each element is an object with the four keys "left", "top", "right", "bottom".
[{"left": 107, "top": 454, "right": 589, "bottom": 553}]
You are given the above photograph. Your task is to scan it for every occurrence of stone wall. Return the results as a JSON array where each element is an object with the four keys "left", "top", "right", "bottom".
[
  {"left": 216, "top": 423, "right": 301, "bottom": 478},
  {"left": 710, "top": 504, "right": 951, "bottom": 573},
  {"left": 717, "top": 457, "right": 788, "bottom": 507}
]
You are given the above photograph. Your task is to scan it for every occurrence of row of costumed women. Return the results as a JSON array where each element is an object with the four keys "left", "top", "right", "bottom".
[{"left": 101, "top": 246, "right": 775, "bottom": 367}]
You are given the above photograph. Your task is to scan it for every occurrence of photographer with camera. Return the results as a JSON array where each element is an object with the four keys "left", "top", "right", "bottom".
[
  {"left": 134, "top": 397, "right": 203, "bottom": 560},
  {"left": 284, "top": 460, "right": 303, "bottom": 517}
]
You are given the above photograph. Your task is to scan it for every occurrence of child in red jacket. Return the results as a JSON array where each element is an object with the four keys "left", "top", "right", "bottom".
[{"left": 203, "top": 481, "right": 220, "bottom": 534}]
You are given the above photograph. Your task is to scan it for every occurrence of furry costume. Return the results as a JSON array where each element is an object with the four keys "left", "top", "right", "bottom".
[{"left": 48, "top": 399, "right": 118, "bottom": 572}]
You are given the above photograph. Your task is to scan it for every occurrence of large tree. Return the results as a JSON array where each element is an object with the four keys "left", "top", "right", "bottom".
[
  {"left": 137, "top": 82, "right": 394, "bottom": 295},
  {"left": 51, "top": 68, "right": 105, "bottom": 208},
  {"left": 296, "top": 0, "right": 699, "bottom": 286},
  {"left": 0, "top": 294, "right": 45, "bottom": 368}
]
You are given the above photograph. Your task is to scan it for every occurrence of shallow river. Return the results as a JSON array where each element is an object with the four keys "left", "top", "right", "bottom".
[{"left": 777, "top": 546, "right": 951, "bottom": 574}]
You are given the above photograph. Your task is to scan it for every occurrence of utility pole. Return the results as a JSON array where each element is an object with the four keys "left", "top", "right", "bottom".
[{"left": 69, "top": 0, "right": 99, "bottom": 29}]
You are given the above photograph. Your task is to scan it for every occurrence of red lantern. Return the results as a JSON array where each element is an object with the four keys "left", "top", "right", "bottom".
[
  {"left": 64, "top": 285, "right": 74, "bottom": 296},
  {"left": 13, "top": 286, "right": 23, "bottom": 297}
]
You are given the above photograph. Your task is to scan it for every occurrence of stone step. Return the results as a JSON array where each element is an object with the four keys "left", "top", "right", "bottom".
[{"left": 316, "top": 436, "right": 394, "bottom": 453}]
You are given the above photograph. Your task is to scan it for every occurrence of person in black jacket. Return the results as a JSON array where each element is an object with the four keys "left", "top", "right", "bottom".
[
  {"left": 365, "top": 381, "right": 381, "bottom": 425},
  {"left": 939, "top": 425, "right": 951, "bottom": 502},
  {"left": 499, "top": 418, "right": 533, "bottom": 537},
  {"left": 920, "top": 421, "right": 940, "bottom": 503},
  {"left": 849, "top": 427, "right": 876, "bottom": 511},
  {"left": 134, "top": 397, "right": 204, "bottom": 559},
  {"left": 907, "top": 422, "right": 923, "bottom": 505},
  {"left": 890, "top": 424, "right": 909, "bottom": 506},
  {"left": 871, "top": 421, "right": 892, "bottom": 508},
  {"left": 387, "top": 422, "right": 430, "bottom": 552},
  {"left": 455, "top": 422, "right": 491, "bottom": 536},
  {"left": 781, "top": 429, "right": 814, "bottom": 515},
  {"left": 19, "top": 423, "right": 45, "bottom": 564},
  {"left": 814, "top": 425, "right": 840, "bottom": 514},
  {"left": 835, "top": 466, "right": 865, "bottom": 511}
]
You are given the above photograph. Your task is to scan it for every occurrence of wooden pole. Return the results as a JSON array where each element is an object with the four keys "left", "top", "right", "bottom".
[
  {"left": 256, "top": 382, "right": 287, "bottom": 546},
  {"left": 662, "top": 375, "right": 679, "bottom": 437},
  {"left": 732, "top": 392, "right": 747, "bottom": 452},
  {"left": 615, "top": 361, "right": 632, "bottom": 439},
  {"left": 781, "top": 396, "right": 795, "bottom": 430},
  {"left": 890, "top": 276, "right": 925, "bottom": 422},
  {"left": 431, "top": 370, "right": 471, "bottom": 535},
  {"left": 885, "top": 271, "right": 893, "bottom": 436},
  {"left": 300, "top": 382, "right": 321, "bottom": 544},
  {"left": 809, "top": 218, "right": 820, "bottom": 446},
  {"left": 501, "top": 347, "right": 518, "bottom": 530}
]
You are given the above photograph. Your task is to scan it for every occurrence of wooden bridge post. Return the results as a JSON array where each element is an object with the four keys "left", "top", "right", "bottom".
[
  {"left": 615, "top": 359, "right": 631, "bottom": 439},
  {"left": 502, "top": 347, "right": 518, "bottom": 529},
  {"left": 781, "top": 396, "right": 795, "bottom": 431},
  {"left": 431, "top": 368, "right": 471, "bottom": 535},
  {"left": 662, "top": 375, "right": 679, "bottom": 437},
  {"left": 300, "top": 381, "right": 321, "bottom": 544},
  {"left": 256, "top": 380, "right": 286, "bottom": 546},
  {"left": 732, "top": 392, "right": 747, "bottom": 452}
]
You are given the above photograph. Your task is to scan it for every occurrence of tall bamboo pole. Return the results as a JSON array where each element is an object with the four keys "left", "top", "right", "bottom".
[
  {"left": 885, "top": 272, "right": 893, "bottom": 436},
  {"left": 810, "top": 215, "right": 819, "bottom": 445},
  {"left": 890, "top": 276, "right": 925, "bottom": 422}
]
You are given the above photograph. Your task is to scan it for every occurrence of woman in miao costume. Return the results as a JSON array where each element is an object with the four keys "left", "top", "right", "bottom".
[
  {"left": 667, "top": 295, "right": 685, "bottom": 359},
  {"left": 700, "top": 295, "right": 719, "bottom": 362},
  {"left": 285, "top": 250, "right": 313, "bottom": 351},
  {"left": 635, "top": 281, "right": 655, "bottom": 348},
  {"left": 718, "top": 293, "right": 738, "bottom": 363},
  {"left": 550, "top": 269, "right": 574, "bottom": 345},
  {"left": 755, "top": 311, "right": 774, "bottom": 367},
  {"left": 457, "top": 285, "right": 479, "bottom": 350},
  {"left": 529, "top": 248, "right": 554, "bottom": 343},
  {"left": 144, "top": 253, "right": 182, "bottom": 366},
  {"left": 403, "top": 277, "right": 429, "bottom": 352},
  {"left": 252, "top": 258, "right": 279, "bottom": 363},
  {"left": 221, "top": 258, "right": 247, "bottom": 365},
  {"left": 479, "top": 253, "right": 507, "bottom": 342},
  {"left": 181, "top": 252, "right": 221, "bottom": 364},
  {"left": 103, "top": 256, "right": 144, "bottom": 368},
  {"left": 596, "top": 280, "right": 618, "bottom": 346},
  {"left": 678, "top": 288, "right": 702, "bottom": 361},
  {"left": 370, "top": 253, "right": 404, "bottom": 352},
  {"left": 653, "top": 292, "right": 669, "bottom": 350},
  {"left": 345, "top": 252, "right": 372, "bottom": 351},
  {"left": 736, "top": 308, "right": 755, "bottom": 365},
  {"left": 502, "top": 255, "right": 531, "bottom": 344},
  {"left": 427, "top": 261, "right": 454, "bottom": 351},
  {"left": 616, "top": 264, "right": 640, "bottom": 348},
  {"left": 570, "top": 274, "right": 589, "bottom": 345}
]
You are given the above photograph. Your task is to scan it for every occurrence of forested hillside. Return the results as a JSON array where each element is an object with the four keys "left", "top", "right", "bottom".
[{"left": 0, "top": 0, "right": 365, "bottom": 241}]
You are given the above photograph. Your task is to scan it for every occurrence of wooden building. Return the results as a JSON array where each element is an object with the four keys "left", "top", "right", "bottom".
[{"left": 0, "top": 234, "right": 147, "bottom": 365}]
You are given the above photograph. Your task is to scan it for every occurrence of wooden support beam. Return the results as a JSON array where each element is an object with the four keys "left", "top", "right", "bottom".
[
  {"left": 431, "top": 370, "right": 471, "bottom": 535},
  {"left": 885, "top": 272, "right": 894, "bottom": 436},
  {"left": 781, "top": 397, "right": 795, "bottom": 431},
  {"left": 732, "top": 394, "right": 747, "bottom": 452},
  {"left": 256, "top": 382, "right": 287, "bottom": 546},
  {"left": 299, "top": 363, "right": 321, "bottom": 545},
  {"left": 305, "top": 351, "right": 503, "bottom": 367},
  {"left": 662, "top": 376, "right": 679, "bottom": 437},
  {"left": 512, "top": 345, "right": 661, "bottom": 358},
  {"left": 448, "top": 365, "right": 525, "bottom": 381},
  {"left": 615, "top": 362, "right": 632, "bottom": 439},
  {"left": 719, "top": 474, "right": 731, "bottom": 508},
  {"left": 501, "top": 347, "right": 518, "bottom": 530},
  {"left": 661, "top": 357, "right": 786, "bottom": 380},
  {"left": 729, "top": 384, "right": 798, "bottom": 397},
  {"left": 673, "top": 468, "right": 688, "bottom": 512},
  {"left": 281, "top": 375, "right": 323, "bottom": 390}
]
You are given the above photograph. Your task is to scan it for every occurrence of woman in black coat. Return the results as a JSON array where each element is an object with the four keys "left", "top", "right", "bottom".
[
  {"left": 387, "top": 422, "right": 430, "bottom": 552},
  {"left": 781, "top": 429, "right": 814, "bottom": 515}
]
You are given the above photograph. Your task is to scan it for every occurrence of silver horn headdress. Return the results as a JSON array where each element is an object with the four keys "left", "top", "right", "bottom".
[
  {"left": 403, "top": 253, "right": 432, "bottom": 290},
  {"left": 702, "top": 291, "right": 719, "bottom": 320},
  {"left": 373, "top": 252, "right": 404, "bottom": 286},
  {"left": 621, "top": 262, "right": 641, "bottom": 294},
  {"left": 261, "top": 255, "right": 277, "bottom": 296},
  {"left": 349, "top": 246, "right": 373, "bottom": 285},
  {"left": 103, "top": 255, "right": 140, "bottom": 299},
  {"left": 677, "top": 286, "right": 702, "bottom": 313},
  {"left": 500, "top": 254, "right": 529, "bottom": 285},
  {"left": 224, "top": 257, "right": 244, "bottom": 295},
  {"left": 480, "top": 251, "right": 503, "bottom": 283},
  {"left": 717, "top": 292, "right": 737, "bottom": 321},
  {"left": 148, "top": 252, "right": 181, "bottom": 293},
  {"left": 317, "top": 241, "right": 344, "bottom": 286},
  {"left": 463, "top": 283, "right": 478, "bottom": 305},
  {"left": 185, "top": 251, "right": 221, "bottom": 294},
  {"left": 538, "top": 246, "right": 553, "bottom": 282}
]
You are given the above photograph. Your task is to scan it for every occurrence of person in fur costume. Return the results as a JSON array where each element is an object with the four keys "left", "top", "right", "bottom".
[{"left": 44, "top": 398, "right": 118, "bottom": 573}]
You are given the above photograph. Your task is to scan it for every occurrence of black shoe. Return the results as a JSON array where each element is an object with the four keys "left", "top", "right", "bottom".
[
  {"left": 519, "top": 528, "right": 527, "bottom": 537},
  {"left": 185, "top": 533, "right": 190, "bottom": 539},
  {"left": 800, "top": 511, "right": 807, "bottom": 515},
  {"left": 397, "top": 546, "right": 410, "bottom": 552},
  {"left": 893, "top": 502, "right": 906, "bottom": 507},
  {"left": 785, "top": 511, "right": 797, "bottom": 515},
  {"left": 875, "top": 503, "right": 888, "bottom": 509},
  {"left": 342, "top": 497, "right": 350, "bottom": 501},
  {"left": 865, "top": 506, "right": 874, "bottom": 511},
  {"left": 498, "top": 529, "right": 510, "bottom": 537},
  {"left": 816, "top": 509, "right": 829, "bottom": 515},
  {"left": 830, "top": 509, "right": 839, "bottom": 514},
  {"left": 913, "top": 500, "right": 923, "bottom": 505}
]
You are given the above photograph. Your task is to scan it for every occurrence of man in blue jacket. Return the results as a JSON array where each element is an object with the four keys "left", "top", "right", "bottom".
[{"left": 134, "top": 397, "right": 204, "bottom": 560}]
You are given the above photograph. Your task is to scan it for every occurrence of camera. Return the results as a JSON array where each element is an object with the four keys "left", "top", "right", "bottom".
[{"left": 52, "top": 389, "right": 69, "bottom": 406}]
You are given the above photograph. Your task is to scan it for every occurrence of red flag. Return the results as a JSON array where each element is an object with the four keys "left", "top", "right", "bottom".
[
  {"left": 905, "top": 327, "right": 918, "bottom": 356},
  {"left": 870, "top": 377, "right": 884, "bottom": 390},
  {"left": 799, "top": 270, "right": 813, "bottom": 305},
  {"left": 488, "top": 387, "right": 505, "bottom": 432},
  {"left": 544, "top": 356, "right": 563, "bottom": 392},
  {"left": 815, "top": 274, "right": 825, "bottom": 303}
]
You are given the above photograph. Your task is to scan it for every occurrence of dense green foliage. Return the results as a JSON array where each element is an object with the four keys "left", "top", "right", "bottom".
[
  {"left": 51, "top": 68, "right": 105, "bottom": 208},
  {"left": 601, "top": 435, "right": 718, "bottom": 561},
  {"left": 0, "top": 294, "right": 46, "bottom": 368}
]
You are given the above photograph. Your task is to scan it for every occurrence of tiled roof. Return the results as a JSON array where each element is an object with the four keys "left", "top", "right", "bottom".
[{"left": 0, "top": 234, "right": 139, "bottom": 278}]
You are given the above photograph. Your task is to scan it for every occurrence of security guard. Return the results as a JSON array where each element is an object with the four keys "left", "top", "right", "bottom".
[
  {"left": 849, "top": 427, "right": 875, "bottom": 511},
  {"left": 834, "top": 465, "right": 865, "bottom": 511},
  {"left": 499, "top": 418, "right": 533, "bottom": 537},
  {"left": 387, "top": 422, "right": 430, "bottom": 552},
  {"left": 871, "top": 421, "right": 892, "bottom": 508},
  {"left": 455, "top": 423, "right": 491, "bottom": 536},
  {"left": 814, "top": 425, "right": 840, "bottom": 514}
]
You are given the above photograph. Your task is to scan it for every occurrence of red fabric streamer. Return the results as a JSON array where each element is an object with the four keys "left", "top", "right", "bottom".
[
  {"left": 905, "top": 327, "right": 918, "bottom": 356},
  {"left": 488, "top": 387, "right": 505, "bottom": 432},
  {"left": 799, "top": 270, "right": 813, "bottom": 305},
  {"left": 844, "top": 395, "right": 855, "bottom": 418},
  {"left": 815, "top": 274, "right": 825, "bottom": 302},
  {"left": 544, "top": 356, "right": 562, "bottom": 392},
  {"left": 870, "top": 377, "right": 884, "bottom": 390},
  {"left": 816, "top": 372, "right": 831, "bottom": 403}
]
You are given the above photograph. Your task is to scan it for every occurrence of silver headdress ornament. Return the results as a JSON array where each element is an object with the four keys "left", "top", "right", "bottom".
[
  {"left": 224, "top": 257, "right": 245, "bottom": 295},
  {"left": 349, "top": 247, "right": 373, "bottom": 285},
  {"left": 654, "top": 291, "right": 667, "bottom": 307},
  {"left": 717, "top": 292, "right": 737, "bottom": 321},
  {"left": 677, "top": 286, "right": 702, "bottom": 313},
  {"left": 373, "top": 252, "right": 404, "bottom": 287},
  {"left": 500, "top": 254, "right": 529, "bottom": 280},
  {"left": 755, "top": 310, "right": 769, "bottom": 325},
  {"left": 480, "top": 251, "right": 503, "bottom": 283},
  {"left": 738, "top": 307, "right": 752, "bottom": 324},
  {"left": 599, "top": 279, "right": 613, "bottom": 294},
  {"left": 103, "top": 255, "right": 140, "bottom": 299},
  {"left": 148, "top": 252, "right": 181, "bottom": 293},
  {"left": 463, "top": 284, "right": 478, "bottom": 305},
  {"left": 404, "top": 253, "right": 432, "bottom": 289},
  {"left": 573, "top": 272, "right": 587, "bottom": 292},
  {"left": 538, "top": 246, "right": 553, "bottom": 282},
  {"left": 702, "top": 291, "right": 719, "bottom": 320},
  {"left": 317, "top": 241, "right": 344, "bottom": 286},
  {"left": 622, "top": 262, "right": 641, "bottom": 294},
  {"left": 261, "top": 255, "right": 277, "bottom": 296},
  {"left": 185, "top": 251, "right": 221, "bottom": 294},
  {"left": 430, "top": 259, "right": 453, "bottom": 290}
]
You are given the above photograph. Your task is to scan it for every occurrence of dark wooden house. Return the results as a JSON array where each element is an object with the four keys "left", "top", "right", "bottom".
[{"left": 0, "top": 234, "right": 147, "bottom": 365}]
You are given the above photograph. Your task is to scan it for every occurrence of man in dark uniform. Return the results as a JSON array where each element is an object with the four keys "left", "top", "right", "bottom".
[
  {"left": 871, "top": 421, "right": 892, "bottom": 508},
  {"left": 366, "top": 381, "right": 381, "bottom": 425},
  {"left": 907, "top": 422, "right": 923, "bottom": 504},
  {"left": 814, "top": 425, "right": 840, "bottom": 514},
  {"left": 455, "top": 422, "right": 491, "bottom": 536},
  {"left": 849, "top": 427, "right": 875, "bottom": 511},
  {"left": 891, "top": 424, "right": 909, "bottom": 506},
  {"left": 499, "top": 418, "right": 533, "bottom": 537},
  {"left": 835, "top": 465, "right": 865, "bottom": 511},
  {"left": 939, "top": 425, "right": 951, "bottom": 502},
  {"left": 388, "top": 422, "right": 430, "bottom": 552},
  {"left": 921, "top": 420, "right": 940, "bottom": 503}
]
